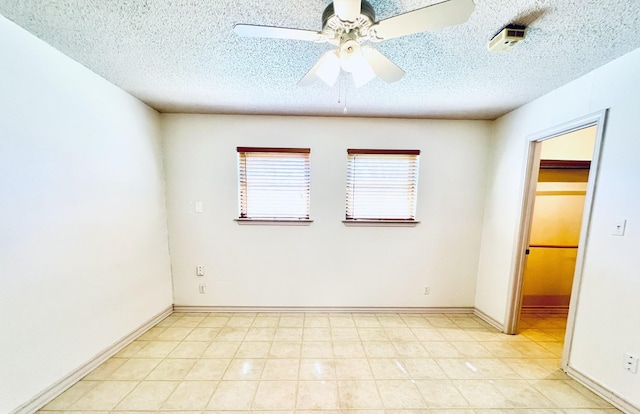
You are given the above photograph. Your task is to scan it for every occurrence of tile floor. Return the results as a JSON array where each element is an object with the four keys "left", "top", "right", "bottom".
[{"left": 39, "top": 312, "right": 621, "bottom": 413}]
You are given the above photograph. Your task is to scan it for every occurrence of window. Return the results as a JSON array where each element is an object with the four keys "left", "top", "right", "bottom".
[
  {"left": 237, "top": 147, "right": 311, "bottom": 221},
  {"left": 345, "top": 149, "right": 420, "bottom": 222}
]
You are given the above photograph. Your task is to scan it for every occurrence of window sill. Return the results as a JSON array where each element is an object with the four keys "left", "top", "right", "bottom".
[
  {"left": 342, "top": 220, "right": 420, "bottom": 227},
  {"left": 234, "top": 218, "right": 313, "bottom": 226}
]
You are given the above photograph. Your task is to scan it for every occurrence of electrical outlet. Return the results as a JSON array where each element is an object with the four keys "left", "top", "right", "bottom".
[
  {"left": 624, "top": 353, "right": 639, "bottom": 373},
  {"left": 199, "top": 284, "right": 206, "bottom": 294},
  {"left": 196, "top": 265, "right": 204, "bottom": 276},
  {"left": 423, "top": 286, "right": 430, "bottom": 295}
]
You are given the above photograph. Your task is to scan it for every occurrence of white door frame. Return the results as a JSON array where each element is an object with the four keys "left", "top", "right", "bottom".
[{"left": 503, "top": 109, "right": 608, "bottom": 369}]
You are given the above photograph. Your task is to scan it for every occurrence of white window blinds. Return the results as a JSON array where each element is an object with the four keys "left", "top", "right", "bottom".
[
  {"left": 345, "top": 149, "right": 420, "bottom": 221},
  {"left": 237, "top": 147, "right": 311, "bottom": 220}
]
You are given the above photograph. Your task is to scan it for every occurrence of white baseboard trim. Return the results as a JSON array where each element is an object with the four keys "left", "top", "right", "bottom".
[
  {"left": 565, "top": 365, "right": 640, "bottom": 414},
  {"left": 11, "top": 305, "right": 173, "bottom": 414},
  {"left": 173, "top": 305, "right": 474, "bottom": 314},
  {"left": 473, "top": 308, "right": 505, "bottom": 332},
  {"left": 521, "top": 305, "right": 569, "bottom": 315}
]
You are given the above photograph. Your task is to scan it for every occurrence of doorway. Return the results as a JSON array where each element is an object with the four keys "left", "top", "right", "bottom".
[{"left": 504, "top": 110, "right": 607, "bottom": 369}]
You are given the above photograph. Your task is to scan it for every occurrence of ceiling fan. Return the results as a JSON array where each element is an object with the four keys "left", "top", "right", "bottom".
[{"left": 234, "top": 0, "right": 475, "bottom": 87}]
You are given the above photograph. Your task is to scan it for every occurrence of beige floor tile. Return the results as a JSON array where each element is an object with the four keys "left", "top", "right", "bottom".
[
  {"left": 83, "top": 357, "right": 127, "bottom": 380},
  {"left": 137, "top": 326, "right": 166, "bottom": 341},
  {"left": 113, "top": 340, "right": 147, "bottom": 358},
  {"left": 70, "top": 381, "right": 138, "bottom": 410},
  {"left": 134, "top": 341, "right": 179, "bottom": 358},
  {"left": 115, "top": 380, "right": 178, "bottom": 410},
  {"left": 452, "top": 380, "right": 513, "bottom": 408},
  {"left": 403, "top": 358, "right": 448, "bottom": 379},
  {"left": 331, "top": 327, "right": 360, "bottom": 341},
  {"left": 244, "top": 327, "right": 276, "bottom": 341},
  {"left": 329, "top": 314, "right": 356, "bottom": 327},
  {"left": 223, "top": 358, "right": 265, "bottom": 380},
  {"left": 450, "top": 341, "right": 494, "bottom": 358},
  {"left": 297, "top": 380, "right": 339, "bottom": 409},
  {"left": 357, "top": 328, "right": 390, "bottom": 341},
  {"left": 393, "top": 342, "right": 429, "bottom": 358},
  {"left": 509, "top": 342, "right": 559, "bottom": 359},
  {"left": 303, "top": 327, "right": 331, "bottom": 341},
  {"left": 168, "top": 341, "right": 209, "bottom": 358},
  {"left": 40, "top": 311, "right": 619, "bottom": 414},
  {"left": 109, "top": 358, "right": 161, "bottom": 380},
  {"left": 215, "top": 327, "right": 248, "bottom": 341},
  {"left": 252, "top": 380, "right": 297, "bottom": 410},
  {"left": 146, "top": 359, "right": 196, "bottom": 380},
  {"left": 401, "top": 315, "right": 431, "bottom": 328},
  {"left": 226, "top": 315, "right": 256, "bottom": 327},
  {"left": 376, "top": 379, "right": 425, "bottom": 408},
  {"left": 279, "top": 315, "right": 305, "bottom": 327},
  {"left": 385, "top": 327, "right": 418, "bottom": 341},
  {"left": 363, "top": 342, "right": 398, "bottom": 358},
  {"left": 335, "top": 358, "right": 373, "bottom": 379},
  {"left": 423, "top": 342, "right": 464, "bottom": 358},
  {"left": 42, "top": 380, "right": 100, "bottom": 410},
  {"left": 236, "top": 341, "right": 271, "bottom": 358},
  {"left": 199, "top": 316, "right": 230, "bottom": 327},
  {"left": 206, "top": 380, "right": 257, "bottom": 410},
  {"left": 414, "top": 379, "right": 470, "bottom": 408},
  {"left": 202, "top": 341, "right": 240, "bottom": 358},
  {"left": 369, "top": 358, "right": 411, "bottom": 379},
  {"left": 299, "top": 358, "right": 336, "bottom": 380},
  {"left": 261, "top": 358, "right": 299, "bottom": 380},
  {"left": 437, "top": 358, "right": 516, "bottom": 380},
  {"left": 378, "top": 315, "right": 407, "bottom": 327},
  {"left": 172, "top": 315, "right": 206, "bottom": 328},
  {"left": 273, "top": 327, "right": 303, "bottom": 341},
  {"left": 492, "top": 379, "right": 556, "bottom": 408},
  {"left": 268, "top": 341, "right": 301, "bottom": 358},
  {"left": 301, "top": 341, "right": 334, "bottom": 358},
  {"left": 185, "top": 328, "right": 221, "bottom": 341},
  {"left": 156, "top": 327, "right": 194, "bottom": 341},
  {"left": 333, "top": 342, "right": 366, "bottom": 358},
  {"left": 411, "top": 328, "right": 447, "bottom": 341},
  {"left": 531, "top": 380, "right": 613, "bottom": 408},
  {"left": 304, "top": 315, "right": 331, "bottom": 327},
  {"left": 252, "top": 315, "right": 280, "bottom": 327},
  {"left": 353, "top": 315, "right": 382, "bottom": 327},
  {"left": 161, "top": 380, "right": 217, "bottom": 410},
  {"left": 437, "top": 328, "right": 476, "bottom": 342},
  {"left": 185, "top": 358, "right": 230, "bottom": 380},
  {"left": 338, "top": 380, "right": 384, "bottom": 409}
]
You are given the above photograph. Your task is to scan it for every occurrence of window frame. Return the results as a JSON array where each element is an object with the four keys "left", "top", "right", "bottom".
[
  {"left": 236, "top": 146, "right": 312, "bottom": 225},
  {"left": 344, "top": 148, "right": 421, "bottom": 227}
]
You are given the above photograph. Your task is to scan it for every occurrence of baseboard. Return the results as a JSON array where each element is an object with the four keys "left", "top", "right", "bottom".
[
  {"left": 473, "top": 308, "right": 505, "bottom": 332},
  {"left": 11, "top": 305, "right": 173, "bottom": 414},
  {"left": 521, "top": 305, "right": 569, "bottom": 315},
  {"left": 173, "top": 305, "right": 474, "bottom": 314},
  {"left": 565, "top": 366, "right": 640, "bottom": 414}
]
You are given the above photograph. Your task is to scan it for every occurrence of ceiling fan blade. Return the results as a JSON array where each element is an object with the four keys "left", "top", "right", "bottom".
[
  {"left": 298, "top": 50, "right": 341, "bottom": 87},
  {"left": 372, "top": 0, "right": 475, "bottom": 41},
  {"left": 362, "top": 46, "right": 405, "bottom": 83},
  {"left": 333, "top": 0, "right": 362, "bottom": 22},
  {"left": 234, "top": 24, "right": 324, "bottom": 42}
]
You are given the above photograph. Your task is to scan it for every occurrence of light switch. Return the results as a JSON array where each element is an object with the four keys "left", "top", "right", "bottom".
[
  {"left": 195, "top": 201, "right": 203, "bottom": 213},
  {"left": 612, "top": 219, "right": 626, "bottom": 236}
]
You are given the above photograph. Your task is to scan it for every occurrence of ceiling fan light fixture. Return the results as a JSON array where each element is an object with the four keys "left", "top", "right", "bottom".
[
  {"left": 315, "top": 51, "right": 341, "bottom": 86},
  {"left": 339, "top": 40, "right": 376, "bottom": 87}
]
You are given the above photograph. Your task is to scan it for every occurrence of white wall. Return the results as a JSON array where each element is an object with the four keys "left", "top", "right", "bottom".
[
  {"left": 0, "top": 16, "right": 173, "bottom": 413},
  {"left": 475, "top": 47, "right": 640, "bottom": 407},
  {"left": 163, "top": 114, "right": 490, "bottom": 308}
]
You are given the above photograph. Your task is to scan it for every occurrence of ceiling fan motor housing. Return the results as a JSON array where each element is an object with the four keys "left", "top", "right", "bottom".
[{"left": 322, "top": 0, "right": 376, "bottom": 30}]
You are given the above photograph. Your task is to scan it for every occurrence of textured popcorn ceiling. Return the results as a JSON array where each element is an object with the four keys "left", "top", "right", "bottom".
[{"left": 1, "top": 0, "right": 639, "bottom": 119}]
